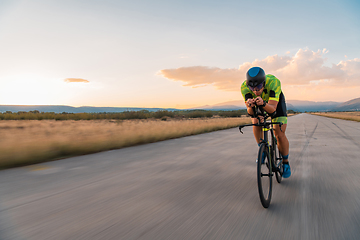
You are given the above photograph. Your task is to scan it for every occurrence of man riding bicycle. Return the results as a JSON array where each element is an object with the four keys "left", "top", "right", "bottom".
[{"left": 241, "top": 67, "right": 291, "bottom": 178}]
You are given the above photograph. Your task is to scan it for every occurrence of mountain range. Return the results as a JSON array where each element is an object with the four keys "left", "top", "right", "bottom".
[
  {"left": 330, "top": 97, "right": 360, "bottom": 111},
  {"left": 0, "top": 97, "right": 359, "bottom": 113},
  {"left": 192, "top": 97, "right": 360, "bottom": 112}
]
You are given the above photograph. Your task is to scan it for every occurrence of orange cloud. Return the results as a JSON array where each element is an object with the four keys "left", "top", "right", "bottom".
[
  {"left": 159, "top": 48, "right": 360, "bottom": 91},
  {"left": 159, "top": 66, "right": 242, "bottom": 91},
  {"left": 64, "top": 78, "right": 89, "bottom": 83}
]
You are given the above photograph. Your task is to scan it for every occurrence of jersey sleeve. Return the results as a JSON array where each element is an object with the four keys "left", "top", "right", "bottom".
[
  {"left": 266, "top": 75, "right": 282, "bottom": 102},
  {"left": 241, "top": 80, "right": 254, "bottom": 102}
]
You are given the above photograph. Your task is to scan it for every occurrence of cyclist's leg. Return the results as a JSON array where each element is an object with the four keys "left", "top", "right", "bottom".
[
  {"left": 273, "top": 117, "right": 291, "bottom": 178},
  {"left": 252, "top": 118, "right": 266, "bottom": 163},
  {"left": 272, "top": 117, "right": 289, "bottom": 163},
  {"left": 251, "top": 117, "right": 263, "bottom": 144}
]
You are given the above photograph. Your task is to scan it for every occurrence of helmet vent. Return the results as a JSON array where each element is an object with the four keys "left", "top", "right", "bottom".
[{"left": 248, "top": 67, "right": 260, "bottom": 77}]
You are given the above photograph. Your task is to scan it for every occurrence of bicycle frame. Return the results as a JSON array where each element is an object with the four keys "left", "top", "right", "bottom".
[{"left": 238, "top": 105, "right": 284, "bottom": 208}]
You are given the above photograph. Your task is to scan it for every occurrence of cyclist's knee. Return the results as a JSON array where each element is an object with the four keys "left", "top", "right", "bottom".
[
  {"left": 274, "top": 124, "right": 286, "bottom": 136},
  {"left": 274, "top": 130, "right": 286, "bottom": 141}
]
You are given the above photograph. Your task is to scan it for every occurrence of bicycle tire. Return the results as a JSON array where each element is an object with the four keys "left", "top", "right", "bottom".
[{"left": 257, "top": 143, "right": 272, "bottom": 208}]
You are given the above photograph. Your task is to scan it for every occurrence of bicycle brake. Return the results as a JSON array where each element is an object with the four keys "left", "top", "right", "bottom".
[{"left": 239, "top": 126, "right": 243, "bottom": 134}]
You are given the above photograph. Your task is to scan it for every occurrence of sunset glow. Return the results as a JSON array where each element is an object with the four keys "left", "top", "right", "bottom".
[
  {"left": 1, "top": 0, "right": 359, "bottom": 108},
  {"left": 0, "top": 75, "right": 57, "bottom": 105}
]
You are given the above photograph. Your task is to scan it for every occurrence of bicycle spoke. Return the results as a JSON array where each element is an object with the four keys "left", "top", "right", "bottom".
[{"left": 261, "top": 173, "right": 273, "bottom": 177}]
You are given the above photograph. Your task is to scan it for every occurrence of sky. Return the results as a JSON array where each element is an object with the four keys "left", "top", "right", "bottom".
[{"left": 0, "top": 0, "right": 359, "bottom": 108}]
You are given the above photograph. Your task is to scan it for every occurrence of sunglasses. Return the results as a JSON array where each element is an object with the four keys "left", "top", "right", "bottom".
[{"left": 248, "top": 82, "right": 264, "bottom": 91}]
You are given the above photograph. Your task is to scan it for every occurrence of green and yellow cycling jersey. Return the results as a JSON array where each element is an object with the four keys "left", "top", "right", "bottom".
[
  {"left": 241, "top": 74, "right": 282, "bottom": 103},
  {"left": 241, "top": 74, "right": 287, "bottom": 122}
]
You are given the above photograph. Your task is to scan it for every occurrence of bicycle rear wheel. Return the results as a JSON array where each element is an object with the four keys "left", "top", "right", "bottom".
[
  {"left": 271, "top": 140, "right": 284, "bottom": 183},
  {"left": 273, "top": 144, "right": 283, "bottom": 183},
  {"left": 257, "top": 143, "right": 272, "bottom": 208}
]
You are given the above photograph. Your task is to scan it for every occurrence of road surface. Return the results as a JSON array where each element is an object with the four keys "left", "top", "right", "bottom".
[{"left": 1, "top": 113, "right": 360, "bottom": 239}]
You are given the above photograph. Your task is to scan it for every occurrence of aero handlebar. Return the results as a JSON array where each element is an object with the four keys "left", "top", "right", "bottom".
[{"left": 239, "top": 105, "right": 283, "bottom": 134}]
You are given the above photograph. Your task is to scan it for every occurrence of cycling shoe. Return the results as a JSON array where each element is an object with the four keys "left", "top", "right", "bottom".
[{"left": 282, "top": 162, "right": 291, "bottom": 178}]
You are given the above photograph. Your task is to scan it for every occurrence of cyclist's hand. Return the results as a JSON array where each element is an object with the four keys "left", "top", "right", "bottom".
[
  {"left": 255, "top": 97, "right": 264, "bottom": 106},
  {"left": 259, "top": 115, "right": 264, "bottom": 123},
  {"left": 246, "top": 99, "right": 255, "bottom": 108}
]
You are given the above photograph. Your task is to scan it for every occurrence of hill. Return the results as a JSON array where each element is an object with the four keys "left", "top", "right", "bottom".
[
  {"left": 192, "top": 100, "right": 340, "bottom": 112},
  {"left": 1, "top": 97, "right": 358, "bottom": 114},
  {"left": 286, "top": 100, "right": 341, "bottom": 112},
  {"left": 330, "top": 97, "right": 360, "bottom": 111},
  {"left": 192, "top": 100, "right": 245, "bottom": 110}
]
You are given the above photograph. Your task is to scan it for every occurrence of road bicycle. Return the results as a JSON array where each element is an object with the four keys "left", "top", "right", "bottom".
[{"left": 239, "top": 105, "right": 284, "bottom": 208}]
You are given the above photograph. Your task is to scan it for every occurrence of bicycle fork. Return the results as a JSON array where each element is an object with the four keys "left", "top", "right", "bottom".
[{"left": 259, "top": 128, "right": 273, "bottom": 175}]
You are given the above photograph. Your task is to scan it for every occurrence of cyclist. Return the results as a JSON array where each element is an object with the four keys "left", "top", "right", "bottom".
[{"left": 240, "top": 67, "right": 291, "bottom": 178}]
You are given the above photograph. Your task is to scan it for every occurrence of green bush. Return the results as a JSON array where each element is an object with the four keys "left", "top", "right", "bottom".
[
  {"left": 0, "top": 109, "right": 249, "bottom": 121},
  {"left": 153, "top": 110, "right": 174, "bottom": 119},
  {"left": 121, "top": 111, "right": 149, "bottom": 119},
  {"left": 184, "top": 110, "right": 213, "bottom": 118},
  {"left": 218, "top": 110, "right": 242, "bottom": 118}
]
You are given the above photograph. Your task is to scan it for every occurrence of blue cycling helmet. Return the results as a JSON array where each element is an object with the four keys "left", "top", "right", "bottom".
[{"left": 246, "top": 67, "right": 266, "bottom": 88}]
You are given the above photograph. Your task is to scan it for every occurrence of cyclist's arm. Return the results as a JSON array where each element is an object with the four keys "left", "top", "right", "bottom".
[
  {"left": 262, "top": 99, "right": 278, "bottom": 114},
  {"left": 254, "top": 96, "right": 278, "bottom": 114},
  {"left": 262, "top": 75, "right": 281, "bottom": 114}
]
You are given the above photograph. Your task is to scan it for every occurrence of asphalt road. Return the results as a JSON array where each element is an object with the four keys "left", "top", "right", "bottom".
[{"left": 1, "top": 113, "right": 360, "bottom": 240}]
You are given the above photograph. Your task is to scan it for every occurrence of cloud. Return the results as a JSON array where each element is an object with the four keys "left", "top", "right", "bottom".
[
  {"left": 64, "top": 78, "right": 89, "bottom": 83},
  {"left": 159, "top": 66, "right": 242, "bottom": 91},
  {"left": 337, "top": 58, "right": 360, "bottom": 79},
  {"left": 158, "top": 48, "right": 360, "bottom": 91}
]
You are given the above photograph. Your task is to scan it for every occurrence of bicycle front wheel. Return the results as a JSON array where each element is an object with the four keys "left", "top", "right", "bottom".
[{"left": 257, "top": 143, "right": 272, "bottom": 208}]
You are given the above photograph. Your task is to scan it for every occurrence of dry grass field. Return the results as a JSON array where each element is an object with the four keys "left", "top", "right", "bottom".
[
  {"left": 0, "top": 117, "right": 251, "bottom": 169},
  {"left": 312, "top": 112, "right": 360, "bottom": 122}
]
